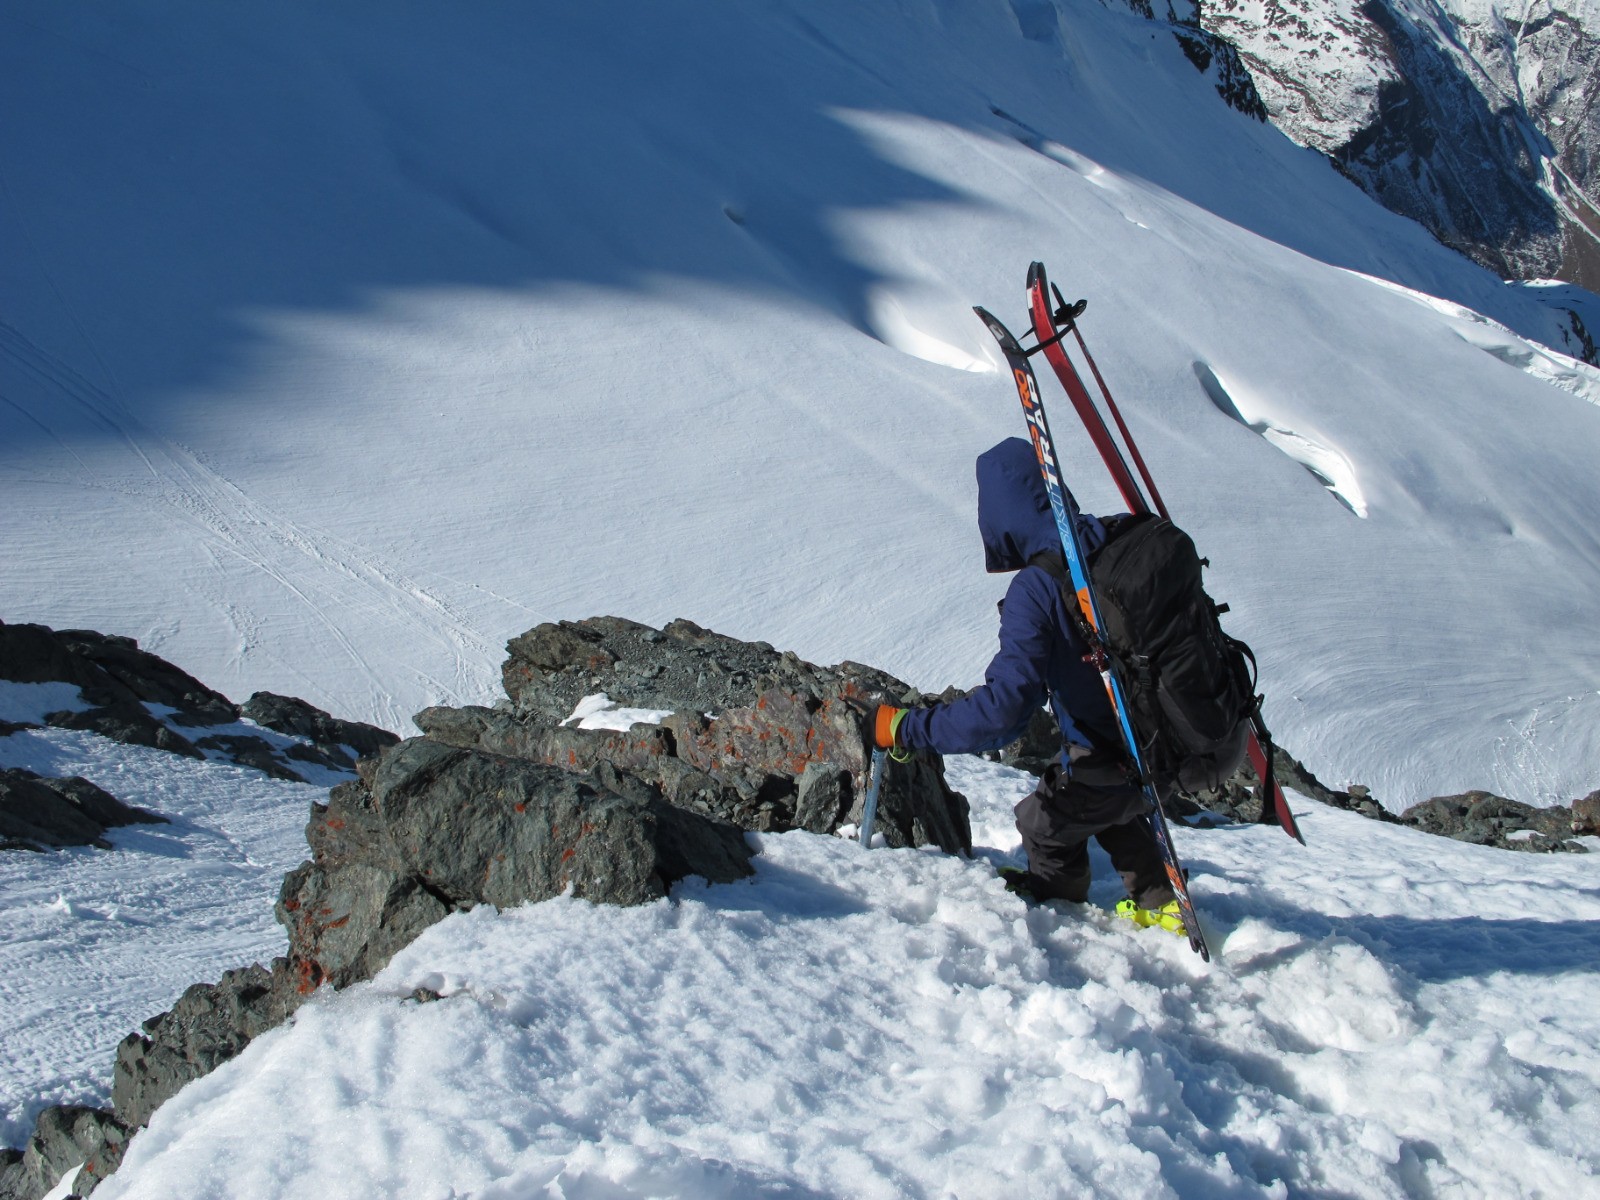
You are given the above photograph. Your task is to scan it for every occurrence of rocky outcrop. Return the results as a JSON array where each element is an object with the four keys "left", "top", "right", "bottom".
[
  {"left": 1110, "top": 0, "right": 1269, "bottom": 119},
  {"left": 240, "top": 692, "right": 399, "bottom": 770},
  {"left": 9, "top": 613, "right": 1594, "bottom": 1199},
  {"left": 97, "top": 618, "right": 969, "bottom": 1180},
  {"left": 0, "top": 769, "right": 165, "bottom": 852},
  {"left": 498, "top": 616, "right": 972, "bottom": 853},
  {"left": 1191, "top": 763, "right": 1590, "bottom": 851},
  {"left": 0, "top": 1107, "right": 130, "bottom": 1200},
  {"left": 108, "top": 738, "right": 757, "bottom": 1140},
  {"left": 1574, "top": 789, "right": 1600, "bottom": 834},
  {"left": 0, "top": 620, "right": 397, "bottom": 786},
  {"left": 1400, "top": 789, "right": 1593, "bottom": 852}
]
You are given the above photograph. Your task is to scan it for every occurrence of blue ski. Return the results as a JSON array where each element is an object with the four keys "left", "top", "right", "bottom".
[{"left": 974, "top": 305, "right": 1211, "bottom": 960}]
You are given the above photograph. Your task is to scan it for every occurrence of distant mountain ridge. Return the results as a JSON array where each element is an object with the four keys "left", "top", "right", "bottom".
[
  {"left": 1120, "top": 0, "right": 1600, "bottom": 306},
  {"left": 1018, "top": 0, "right": 1598, "bottom": 352}
]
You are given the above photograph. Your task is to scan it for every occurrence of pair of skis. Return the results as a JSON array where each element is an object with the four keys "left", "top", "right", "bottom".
[{"left": 976, "top": 262, "right": 1302, "bottom": 960}]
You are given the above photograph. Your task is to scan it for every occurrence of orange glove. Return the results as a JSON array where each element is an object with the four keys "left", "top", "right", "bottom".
[{"left": 873, "top": 704, "right": 907, "bottom": 751}]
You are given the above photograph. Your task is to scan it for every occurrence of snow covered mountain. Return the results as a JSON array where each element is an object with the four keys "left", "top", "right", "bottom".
[
  {"left": 5, "top": 0, "right": 1600, "bottom": 811},
  {"left": 1189, "top": 0, "right": 1600, "bottom": 297},
  {"left": 4, "top": 3, "right": 1600, "bottom": 1194}
]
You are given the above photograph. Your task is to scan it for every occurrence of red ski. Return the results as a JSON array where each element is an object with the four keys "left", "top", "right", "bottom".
[{"left": 1022, "top": 262, "right": 1304, "bottom": 845}]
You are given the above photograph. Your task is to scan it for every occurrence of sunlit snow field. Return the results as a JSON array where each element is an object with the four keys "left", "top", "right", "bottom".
[{"left": 27, "top": 752, "right": 1591, "bottom": 1200}]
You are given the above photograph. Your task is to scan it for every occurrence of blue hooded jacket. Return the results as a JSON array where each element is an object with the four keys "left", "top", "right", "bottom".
[{"left": 895, "top": 438, "right": 1121, "bottom": 764}]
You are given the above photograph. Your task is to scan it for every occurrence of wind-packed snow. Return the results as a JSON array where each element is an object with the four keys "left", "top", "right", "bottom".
[{"left": 41, "top": 757, "right": 1590, "bottom": 1200}]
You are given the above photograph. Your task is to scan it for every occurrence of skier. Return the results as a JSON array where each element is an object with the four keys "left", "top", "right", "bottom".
[{"left": 869, "top": 437, "right": 1184, "bottom": 934}]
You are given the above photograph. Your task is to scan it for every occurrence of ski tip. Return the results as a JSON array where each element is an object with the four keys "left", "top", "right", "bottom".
[
  {"left": 973, "top": 307, "right": 1023, "bottom": 353},
  {"left": 1027, "top": 260, "right": 1047, "bottom": 288}
]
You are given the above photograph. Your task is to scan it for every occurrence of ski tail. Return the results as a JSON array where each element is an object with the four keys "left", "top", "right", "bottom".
[
  {"left": 1247, "top": 722, "right": 1305, "bottom": 844},
  {"left": 975, "top": 304, "right": 1211, "bottom": 961},
  {"left": 1023, "top": 262, "right": 1157, "bottom": 518},
  {"left": 1038, "top": 266, "right": 1170, "bottom": 521}
]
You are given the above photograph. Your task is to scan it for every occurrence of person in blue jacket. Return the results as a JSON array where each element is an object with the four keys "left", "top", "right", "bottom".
[{"left": 871, "top": 437, "right": 1181, "bottom": 932}]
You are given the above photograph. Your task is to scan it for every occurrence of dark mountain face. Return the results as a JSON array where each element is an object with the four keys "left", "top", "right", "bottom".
[{"left": 1125, "top": 0, "right": 1600, "bottom": 297}]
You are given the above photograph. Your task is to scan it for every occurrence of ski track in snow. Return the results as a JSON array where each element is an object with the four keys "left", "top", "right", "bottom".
[
  {"left": 0, "top": 319, "right": 495, "bottom": 728},
  {"left": 64, "top": 754, "right": 1600, "bottom": 1200}
]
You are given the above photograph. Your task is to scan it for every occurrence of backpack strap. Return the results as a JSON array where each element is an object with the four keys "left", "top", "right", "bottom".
[{"left": 1024, "top": 550, "right": 1127, "bottom": 766}]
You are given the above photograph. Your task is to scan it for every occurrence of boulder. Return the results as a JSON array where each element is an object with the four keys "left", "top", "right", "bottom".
[
  {"left": 497, "top": 617, "right": 971, "bottom": 853},
  {"left": 112, "top": 962, "right": 300, "bottom": 1132},
  {"left": 240, "top": 692, "right": 399, "bottom": 766},
  {"left": 111, "top": 736, "right": 756, "bottom": 1134},
  {"left": 1571, "top": 790, "right": 1600, "bottom": 835},
  {"left": 1401, "top": 791, "right": 1588, "bottom": 853},
  {"left": 0, "top": 621, "right": 235, "bottom": 727},
  {"left": 0, "top": 1105, "right": 130, "bottom": 1200},
  {"left": 0, "top": 769, "right": 165, "bottom": 852},
  {"left": 0, "top": 620, "right": 395, "bottom": 782}
]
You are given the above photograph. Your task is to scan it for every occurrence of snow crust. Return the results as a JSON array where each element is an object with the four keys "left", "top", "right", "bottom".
[{"left": 72, "top": 756, "right": 1599, "bottom": 1200}]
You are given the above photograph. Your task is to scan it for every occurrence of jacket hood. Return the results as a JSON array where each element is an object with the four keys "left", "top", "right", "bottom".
[
  {"left": 976, "top": 438, "right": 1105, "bottom": 572},
  {"left": 977, "top": 438, "right": 1061, "bottom": 572}
]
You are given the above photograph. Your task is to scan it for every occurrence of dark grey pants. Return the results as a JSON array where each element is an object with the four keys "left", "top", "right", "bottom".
[{"left": 1014, "top": 764, "right": 1175, "bottom": 908}]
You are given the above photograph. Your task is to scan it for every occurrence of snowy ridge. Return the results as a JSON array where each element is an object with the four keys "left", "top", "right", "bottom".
[
  {"left": 3, "top": 3, "right": 1600, "bottom": 1191},
  {"left": 61, "top": 757, "right": 1600, "bottom": 1199}
]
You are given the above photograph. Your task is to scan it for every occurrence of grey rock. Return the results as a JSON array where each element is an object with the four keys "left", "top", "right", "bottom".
[
  {"left": 0, "top": 769, "right": 165, "bottom": 853},
  {"left": 44, "top": 704, "right": 202, "bottom": 761},
  {"left": 0, "top": 620, "right": 391, "bottom": 780},
  {"left": 1401, "top": 790, "right": 1588, "bottom": 852},
  {"left": 111, "top": 738, "right": 757, "bottom": 1130},
  {"left": 794, "top": 763, "right": 848, "bottom": 834},
  {"left": 1573, "top": 790, "right": 1600, "bottom": 835},
  {"left": 112, "top": 962, "right": 300, "bottom": 1131},
  {"left": 275, "top": 736, "right": 755, "bottom": 997},
  {"left": 0, "top": 622, "right": 235, "bottom": 726},
  {"left": 193, "top": 734, "right": 307, "bottom": 782},
  {"left": 241, "top": 692, "right": 399, "bottom": 763},
  {"left": 495, "top": 618, "right": 971, "bottom": 854},
  {"left": 0, "top": 1105, "right": 130, "bottom": 1200}
]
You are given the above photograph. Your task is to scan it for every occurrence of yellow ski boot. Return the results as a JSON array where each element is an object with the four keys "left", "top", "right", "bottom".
[{"left": 1113, "top": 897, "right": 1187, "bottom": 938}]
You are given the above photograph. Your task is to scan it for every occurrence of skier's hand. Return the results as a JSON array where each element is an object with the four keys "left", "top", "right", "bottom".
[{"left": 873, "top": 704, "right": 906, "bottom": 751}]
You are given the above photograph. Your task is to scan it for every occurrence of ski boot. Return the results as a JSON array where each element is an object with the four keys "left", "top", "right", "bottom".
[
  {"left": 1113, "top": 897, "right": 1187, "bottom": 938},
  {"left": 998, "top": 867, "right": 1039, "bottom": 901}
]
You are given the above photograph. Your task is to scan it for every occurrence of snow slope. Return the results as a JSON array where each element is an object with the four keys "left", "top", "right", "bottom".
[
  {"left": 4, "top": 1, "right": 1600, "bottom": 809},
  {"left": 0, "top": 691, "right": 325, "bottom": 1148},
  {"left": 41, "top": 756, "right": 1594, "bottom": 1200}
]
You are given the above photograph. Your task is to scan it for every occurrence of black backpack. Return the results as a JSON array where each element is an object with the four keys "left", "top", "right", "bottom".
[{"left": 1038, "top": 513, "right": 1258, "bottom": 793}]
